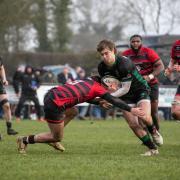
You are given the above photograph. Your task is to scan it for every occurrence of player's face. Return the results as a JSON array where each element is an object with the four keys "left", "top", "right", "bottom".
[
  {"left": 130, "top": 37, "right": 142, "bottom": 49},
  {"left": 100, "top": 48, "right": 116, "bottom": 66},
  {"left": 107, "top": 81, "right": 120, "bottom": 93}
]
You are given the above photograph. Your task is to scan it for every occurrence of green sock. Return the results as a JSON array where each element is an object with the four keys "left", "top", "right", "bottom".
[{"left": 140, "top": 134, "right": 157, "bottom": 149}]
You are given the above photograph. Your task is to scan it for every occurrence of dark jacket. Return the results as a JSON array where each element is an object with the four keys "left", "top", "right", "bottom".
[
  {"left": 13, "top": 66, "right": 40, "bottom": 96},
  {"left": 57, "top": 72, "right": 74, "bottom": 84}
]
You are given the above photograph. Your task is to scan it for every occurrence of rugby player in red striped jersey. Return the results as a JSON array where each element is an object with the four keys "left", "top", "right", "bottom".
[
  {"left": 97, "top": 39, "right": 163, "bottom": 156},
  {"left": 165, "top": 40, "right": 180, "bottom": 120},
  {"left": 17, "top": 77, "right": 145, "bottom": 154},
  {"left": 122, "top": 34, "right": 164, "bottom": 130}
]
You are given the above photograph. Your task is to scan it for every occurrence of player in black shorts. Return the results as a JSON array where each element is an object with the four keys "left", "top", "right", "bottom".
[
  {"left": 165, "top": 40, "right": 180, "bottom": 120},
  {"left": 0, "top": 57, "right": 18, "bottom": 139},
  {"left": 97, "top": 39, "right": 163, "bottom": 156},
  {"left": 122, "top": 35, "right": 164, "bottom": 130},
  {"left": 16, "top": 77, "right": 145, "bottom": 154}
]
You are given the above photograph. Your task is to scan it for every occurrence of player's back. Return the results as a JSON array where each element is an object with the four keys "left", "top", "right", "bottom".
[{"left": 52, "top": 78, "right": 107, "bottom": 109}]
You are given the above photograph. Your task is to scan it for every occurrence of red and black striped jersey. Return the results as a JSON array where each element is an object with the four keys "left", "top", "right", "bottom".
[
  {"left": 171, "top": 40, "right": 180, "bottom": 65},
  {"left": 122, "top": 46, "right": 160, "bottom": 85},
  {"left": 52, "top": 78, "right": 108, "bottom": 109}
]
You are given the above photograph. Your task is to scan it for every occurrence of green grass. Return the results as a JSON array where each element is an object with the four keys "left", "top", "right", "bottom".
[{"left": 0, "top": 119, "right": 180, "bottom": 180}]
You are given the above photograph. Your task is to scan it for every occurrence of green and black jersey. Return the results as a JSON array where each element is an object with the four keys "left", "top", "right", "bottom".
[{"left": 98, "top": 55, "right": 150, "bottom": 103}]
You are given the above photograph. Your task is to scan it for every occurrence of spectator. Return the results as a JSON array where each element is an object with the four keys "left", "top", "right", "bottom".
[
  {"left": 42, "top": 71, "right": 57, "bottom": 84},
  {"left": 13, "top": 65, "right": 43, "bottom": 121},
  {"left": 57, "top": 66, "right": 74, "bottom": 84},
  {"left": 76, "top": 69, "right": 89, "bottom": 120}
]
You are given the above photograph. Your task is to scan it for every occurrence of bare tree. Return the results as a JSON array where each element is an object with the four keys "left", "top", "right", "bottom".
[{"left": 121, "top": 0, "right": 180, "bottom": 35}]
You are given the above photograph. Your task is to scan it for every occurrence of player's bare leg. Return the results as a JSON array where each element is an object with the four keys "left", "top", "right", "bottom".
[
  {"left": 122, "top": 110, "right": 158, "bottom": 156},
  {"left": 17, "top": 121, "right": 65, "bottom": 154},
  {"left": 138, "top": 100, "right": 163, "bottom": 146},
  {"left": 0, "top": 94, "right": 18, "bottom": 135},
  {"left": 151, "top": 100, "right": 160, "bottom": 130},
  {"left": 64, "top": 107, "right": 78, "bottom": 127},
  {"left": 47, "top": 107, "right": 78, "bottom": 151}
]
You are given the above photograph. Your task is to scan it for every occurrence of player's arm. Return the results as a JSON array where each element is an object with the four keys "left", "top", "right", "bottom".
[
  {"left": 101, "top": 93, "right": 145, "bottom": 117},
  {"left": 152, "top": 59, "right": 164, "bottom": 76},
  {"left": 164, "top": 58, "right": 175, "bottom": 78},
  {"left": 87, "top": 98, "right": 100, "bottom": 105},
  {"left": 110, "top": 80, "right": 131, "bottom": 97},
  {"left": 144, "top": 60, "right": 164, "bottom": 82},
  {"left": 0, "top": 64, "right": 8, "bottom": 85},
  {"left": 102, "top": 93, "right": 131, "bottom": 111}
]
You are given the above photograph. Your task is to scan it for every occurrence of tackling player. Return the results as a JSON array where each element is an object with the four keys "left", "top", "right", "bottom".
[
  {"left": 97, "top": 39, "right": 163, "bottom": 156},
  {"left": 165, "top": 40, "right": 180, "bottom": 120},
  {"left": 17, "top": 77, "right": 145, "bottom": 154}
]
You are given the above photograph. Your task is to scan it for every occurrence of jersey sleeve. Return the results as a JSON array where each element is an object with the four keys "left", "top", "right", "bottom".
[{"left": 147, "top": 48, "right": 160, "bottom": 63}]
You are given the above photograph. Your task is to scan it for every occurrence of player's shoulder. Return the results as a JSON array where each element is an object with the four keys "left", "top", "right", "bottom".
[
  {"left": 173, "top": 40, "right": 180, "bottom": 46},
  {"left": 141, "top": 46, "right": 155, "bottom": 53},
  {"left": 116, "top": 55, "right": 133, "bottom": 65},
  {"left": 116, "top": 55, "right": 134, "bottom": 72}
]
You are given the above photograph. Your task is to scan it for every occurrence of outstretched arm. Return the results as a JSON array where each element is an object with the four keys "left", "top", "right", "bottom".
[{"left": 102, "top": 93, "right": 145, "bottom": 117}]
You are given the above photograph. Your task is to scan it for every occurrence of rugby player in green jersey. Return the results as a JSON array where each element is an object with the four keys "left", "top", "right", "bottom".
[{"left": 97, "top": 39, "right": 163, "bottom": 156}]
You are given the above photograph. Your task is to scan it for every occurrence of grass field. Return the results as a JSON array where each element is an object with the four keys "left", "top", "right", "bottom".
[{"left": 0, "top": 119, "right": 180, "bottom": 180}]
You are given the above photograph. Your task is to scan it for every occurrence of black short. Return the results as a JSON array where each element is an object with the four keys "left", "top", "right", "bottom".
[
  {"left": 121, "top": 89, "right": 150, "bottom": 104},
  {"left": 149, "top": 84, "right": 159, "bottom": 101},
  {"left": 176, "top": 85, "right": 180, "bottom": 96},
  {"left": 0, "top": 82, "right": 6, "bottom": 95},
  {"left": 44, "top": 91, "right": 65, "bottom": 124}
]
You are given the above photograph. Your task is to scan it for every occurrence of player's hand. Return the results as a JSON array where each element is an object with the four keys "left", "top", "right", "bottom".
[
  {"left": 164, "top": 68, "right": 172, "bottom": 76},
  {"left": 143, "top": 75, "right": 151, "bottom": 82},
  {"left": 131, "top": 107, "right": 145, "bottom": 118},
  {"left": 2, "top": 80, "right": 8, "bottom": 86},
  {"left": 173, "top": 64, "right": 180, "bottom": 72},
  {"left": 99, "top": 100, "right": 113, "bottom": 109}
]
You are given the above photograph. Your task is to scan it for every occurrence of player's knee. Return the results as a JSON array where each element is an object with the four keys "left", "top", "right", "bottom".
[
  {"left": 1, "top": 99, "right": 10, "bottom": 111},
  {"left": 171, "top": 112, "right": 180, "bottom": 120}
]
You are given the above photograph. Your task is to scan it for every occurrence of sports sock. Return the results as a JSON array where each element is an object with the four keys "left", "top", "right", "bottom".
[
  {"left": 6, "top": 122, "right": 12, "bottom": 129},
  {"left": 23, "top": 135, "right": 35, "bottom": 144},
  {"left": 140, "top": 134, "right": 157, "bottom": 150},
  {"left": 147, "top": 124, "right": 156, "bottom": 134}
]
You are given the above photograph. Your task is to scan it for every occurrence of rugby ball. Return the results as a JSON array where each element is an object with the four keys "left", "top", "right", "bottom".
[{"left": 101, "top": 75, "right": 121, "bottom": 90}]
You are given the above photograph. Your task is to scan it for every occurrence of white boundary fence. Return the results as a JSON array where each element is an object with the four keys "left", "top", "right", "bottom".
[{"left": 5, "top": 85, "right": 177, "bottom": 108}]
